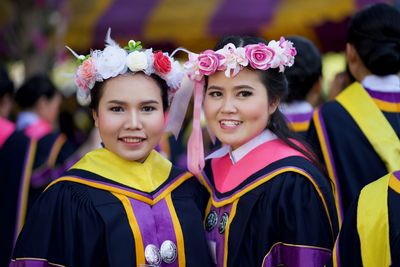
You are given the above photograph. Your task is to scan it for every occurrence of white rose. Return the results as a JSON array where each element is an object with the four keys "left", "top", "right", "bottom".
[
  {"left": 95, "top": 45, "right": 127, "bottom": 79},
  {"left": 126, "top": 51, "right": 148, "bottom": 72},
  {"left": 143, "top": 49, "right": 155, "bottom": 76},
  {"left": 165, "top": 61, "right": 184, "bottom": 89}
]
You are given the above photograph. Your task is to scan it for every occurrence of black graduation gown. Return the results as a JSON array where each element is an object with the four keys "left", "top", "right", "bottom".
[
  {"left": 10, "top": 149, "right": 212, "bottom": 267},
  {"left": 198, "top": 143, "right": 338, "bottom": 266}
]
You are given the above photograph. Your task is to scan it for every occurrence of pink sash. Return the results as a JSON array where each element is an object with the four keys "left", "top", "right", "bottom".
[
  {"left": 24, "top": 119, "right": 52, "bottom": 140},
  {"left": 0, "top": 117, "right": 15, "bottom": 148},
  {"left": 212, "top": 139, "right": 307, "bottom": 193}
]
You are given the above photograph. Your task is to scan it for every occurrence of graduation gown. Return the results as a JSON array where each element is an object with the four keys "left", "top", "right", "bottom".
[
  {"left": 0, "top": 117, "right": 15, "bottom": 149},
  {"left": 0, "top": 120, "right": 77, "bottom": 267},
  {"left": 198, "top": 135, "right": 338, "bottom": 267},
  {"left": 280, "top": 101, "right": 314, "bottom": 137},
  {"left": 333, "top": 171, "right": 400, "bottom": 267},
  {"left": 10, "top": 148, "right": 212, "bottom": 267},
  {"left": 307, "top": 79, "right": 400, "bottom": 221}
]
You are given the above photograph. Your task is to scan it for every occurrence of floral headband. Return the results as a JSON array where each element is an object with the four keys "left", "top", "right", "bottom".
[
  {"left": 67, "top": 29, "right": 184, "bottom": 105},
  {"left": 174, "top": 37, "right": 297, "bottom": 177},
  {"left": 184, "top": 37, "right": 296, "bottom": 81}
]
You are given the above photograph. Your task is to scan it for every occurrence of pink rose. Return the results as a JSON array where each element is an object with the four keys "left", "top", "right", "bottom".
[
  {"left": 197, "top": 50, "right": 220, "bottom": 76},
  {"left": 245, "top": 43, "right": 275, "bottom": 70},
  {"left": 75, "top": 58, "right": 97, "bottom": 90}
]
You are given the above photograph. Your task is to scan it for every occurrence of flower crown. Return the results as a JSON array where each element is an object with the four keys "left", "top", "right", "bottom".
[
  {"left": 67, "top": 29, "right": 184, "bottom": 105},
  {"left": 184, "top": 37, "right": 296, "bottom": 81}
]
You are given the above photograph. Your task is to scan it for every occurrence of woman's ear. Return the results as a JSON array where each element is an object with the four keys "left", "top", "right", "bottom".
[
  {"left": 346, "top": 43, "right": 358, "bottom": 65},
  {"left": 92, "top": 109, "right": 99, "bottom": 128},
  {"left": 268, "top": 98, "right": 280, "bottom": 115}
]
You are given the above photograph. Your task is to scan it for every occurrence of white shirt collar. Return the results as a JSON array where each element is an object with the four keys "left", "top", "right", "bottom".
[
  {"left": 16, "top": 111, "right": 39, "bottom": 130},
  {"left": 279, "top": 101, "right": 313, "bottom": 115},
  {"left": 206, "top": 129, "right": 277, "bottom": 164},
  {"left": 362, "top": 74, "right": 400, "bottom": 92}
]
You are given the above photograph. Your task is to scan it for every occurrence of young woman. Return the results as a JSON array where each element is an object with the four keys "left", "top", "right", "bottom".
[
  {"left": 9, "top": 31, "right": 212, "bottom": 267},
  {"left": 0, "top": 74, "right": 78, "bottom": 267},
  {"left": 307, "top": 3, "right": 400, "bottom": 223},
  {"left": 183, "top": 36, "right": 338, "bottom": 266}
]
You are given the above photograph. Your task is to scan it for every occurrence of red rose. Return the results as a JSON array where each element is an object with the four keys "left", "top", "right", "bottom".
[{"left": 153, "top": 51, "right": 172, "bottom": 74}]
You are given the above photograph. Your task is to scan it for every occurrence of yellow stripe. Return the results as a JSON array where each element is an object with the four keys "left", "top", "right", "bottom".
[
  {"left": 12, "top": 258, "right": 65, "bottom": 267},
  {"left": 47, "top": 134, "right": 67, "bottom": 167},
  {"left": 389, "top": 174, "right": 400, "bottom": 194},
  {"left": 112, "top": 193, "right": 145, "bottom": 265},
  {"left": 312, "top": 109, "right": 343, "bottom": 225},
  {"left": 357, "top": 174, "right": 391, "bottom": 267},
  {"left": 64, "top": 0, "right": 114, "bottom": 51},
  {"left": 199, "top": 167, "right": 334, "bottom": 237},
  {"left": 373, "top": 98, "right": 400, "bottom": 113},
  {"left": 337, "top": 82, "right": 400, "bottom": 172},
  {"left": 46, "top": 172, "right": 192, "bottom": 205},
  {"left": 144, "top": 0, "right": 220, "bottom": 49},
  {"left": 262, "top": 242, "right": 332, "bottom": 265},
  {"left": 223, "top": 200, "right": 238, "bottom": 267},
  {"left": 15, "top": 140, "right": 37, "bottom": 240},
  {"left": 288, "top": 121, "right": 310, "bottom": 132},
  {"left": 165, "top": 194, "right": 186, "bottom": 266},
  {"left": 332, "top": 238, "right": 340, "bottom": 267}
]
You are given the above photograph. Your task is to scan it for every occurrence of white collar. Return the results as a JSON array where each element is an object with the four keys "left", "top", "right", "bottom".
[
  {"left": 206, "top": 129, "right": 277, "bottom": 164},
  {"left": 279, "top": 101, "right": 313, "bottom": 115},
  {"left": 362, "top": 74, "right": 400, "bottom": 92},
  {"left": 16, "top": 111, "right": 40, "bottom": 130}
]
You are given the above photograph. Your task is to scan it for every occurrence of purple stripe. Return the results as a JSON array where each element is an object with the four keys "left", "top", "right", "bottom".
[
  {"left": 393, "top": 170, "right": 400, "bottom": 181},
  {"left": 318, "top": 108, "right": 344, "bottom": 220},
  {"left": 365, "top": 88, "right": 400, "bottom": 103},
  {"left": 209, "top": 0, "right": 278, "bottom": 35},
  {"left": 152, "top": 199, "right": 179, "bottom": 267},
  {"left": 9, "top": 259, "right": 60, "bottom": 267},
  {"left": 206, "top": 204, "right": 234, "bottom": 265},
  {"left": 356, "top": 0, "right": 385, "bottom": 8},
  {"left": 283, "top": 111, "right": 313, "bottom": 123},
  {"left": 31, "top": 155, "right": 81, "bottom": 188},
  {"left": 129, "top": 198, "right": 159, "bottom": 248},
  {"left": 94, "top": 0, "right": 160, "bottom": 46},
  {"left": 14, "top": 140, "right": 35, "bottom": 245},
  {"left": 263, "top": 243, "right": 331, "bottom": 266},
  {"left": 66, "top": 172, "right": 187, "bottom": 200}
]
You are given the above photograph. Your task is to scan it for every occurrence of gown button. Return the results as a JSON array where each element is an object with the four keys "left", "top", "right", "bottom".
[
  {"left": 160, "top": 240, "right": 177, "bottom": 263},
  {"left": 145, "top": 244, "right": 162, "bottom": 266},
  {"left": 205, "top": 210, "right": 218, "bottom": 232},
  {"left": 218, "top": 212, "right": 229, "bottom": 234}
]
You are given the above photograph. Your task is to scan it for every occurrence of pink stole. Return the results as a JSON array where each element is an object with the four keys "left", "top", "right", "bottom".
[
  {"left": 0, "top": 117, "right": 15, "bottom": 148},
  {"left": 211, "top": 139, "right": 307, "bottom": 193},
  {"left": 24, "top": 119, "right": 52, "bottom": 140}
]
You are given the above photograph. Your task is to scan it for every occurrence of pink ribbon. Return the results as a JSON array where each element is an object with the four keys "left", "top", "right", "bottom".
[{"left": 187, "top": 80, "right": 205, "bottom": 177}]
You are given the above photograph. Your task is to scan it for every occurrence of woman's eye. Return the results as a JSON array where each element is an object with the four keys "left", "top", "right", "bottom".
[
  {"left": 238, "top": 90, "right": 252, "bottom": 97},
  {"left": 110, "top": 106, "right": 124, "bottom": 112},
  {"left": 142, "top": 106, "right": 156, "bottom": 112},
  {"left": 208, "top": 91, "right": 222, "bottom": 97}
]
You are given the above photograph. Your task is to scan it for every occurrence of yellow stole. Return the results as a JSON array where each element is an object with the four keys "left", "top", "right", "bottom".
[
  {"left": 70, "top": 148, "right": 172, "bottom": 192},
  {"left": 336, "top": 82, "right": 400, "bottom": 266}
]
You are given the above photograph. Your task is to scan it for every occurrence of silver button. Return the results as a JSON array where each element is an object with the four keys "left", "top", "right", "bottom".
[
  {"left": 145, "top": 244, "right": 161, "bottom": 266},
  {"left": 160, "top": 240, "right": 177, "bottom": 263},
  {"left": 205, "top": 210, "right": 218, "bottom": 232}
]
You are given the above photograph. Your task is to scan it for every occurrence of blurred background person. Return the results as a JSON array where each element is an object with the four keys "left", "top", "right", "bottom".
[
  {"left": 0, "top": 63, "right": 15, "bottom": 149},
  {"left": 0, "top": 74, "right": 78, "bottom": 266},
  {"left": 280, "top": 36, "right": 323, "bottom": 137},
  {"left": 307, "top": 3, "right": 400, "bottom": 225}
]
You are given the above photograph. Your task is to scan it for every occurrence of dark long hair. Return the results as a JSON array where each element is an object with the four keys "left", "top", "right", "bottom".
[
  {"left": 285, "top": 36, "right": 322, "bottom": 103},
  {"left": 347, "top": 3, "right": 400, "bottom": 75},
  {"left": 15, "top": 74, "right": 58, "bottom": 109},
  {"left": 207, "top": 35, "right": 323, "bottom": 170}
]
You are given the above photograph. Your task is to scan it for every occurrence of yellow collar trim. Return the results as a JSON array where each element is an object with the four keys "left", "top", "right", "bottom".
[{"left": 70, "top": 148, "right": 172, "bottom": 192}]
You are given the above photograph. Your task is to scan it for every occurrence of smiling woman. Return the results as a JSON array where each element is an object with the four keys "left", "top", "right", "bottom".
[
  {"left": 183, "top": 35, "right": 339, "bottom": 266},
  {"left": 9, "top": 31, "right": 213, "bottom": 267}
]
